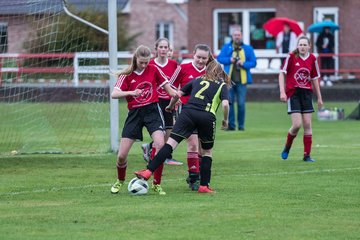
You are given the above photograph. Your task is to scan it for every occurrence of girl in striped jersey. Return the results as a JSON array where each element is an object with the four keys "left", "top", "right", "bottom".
[
  {"left": 279, "top": 36, "right": 323, "bottom": 162},
  {"left": 110, "top": 45, "right": 177, "bottom": 195},
  {"left": 135, "top": 60, "right": 230, "bottom": 193},
  {"left": 169, "top": 44, "right": 213, "bottom": 190}
]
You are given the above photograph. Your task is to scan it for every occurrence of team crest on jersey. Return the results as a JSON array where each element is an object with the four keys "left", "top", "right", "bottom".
[
  {"left": 135, "top": 81, "right": 153, "bottom": 103},
  {"left": 294, "top": 67, "right": 310, "bottom": 87}
]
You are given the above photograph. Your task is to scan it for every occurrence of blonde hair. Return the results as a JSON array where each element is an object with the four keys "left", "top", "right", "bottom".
[
  {"left": 117, "top": 45, "right": 152, "bottom": 76},
  {"left": 202, "top": 60, "right": 230, "bottom": 86}
]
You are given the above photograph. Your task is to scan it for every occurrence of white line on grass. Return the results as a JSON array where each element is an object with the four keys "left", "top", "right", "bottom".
[{"left": 1, "top": 167, "right": 359, "bottom": 197}]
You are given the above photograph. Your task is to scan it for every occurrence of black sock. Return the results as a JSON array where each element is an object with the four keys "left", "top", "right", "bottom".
[
  {"left": 147, "top": 143, "right": 173, "bottom": 172},
  {"left": 200, "top": 156, "right": 212, "bottom": 186}
]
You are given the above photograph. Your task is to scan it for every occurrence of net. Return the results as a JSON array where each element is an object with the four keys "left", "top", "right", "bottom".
[{"left": 0, "top": 0, "right": 126, "bottom": 155}]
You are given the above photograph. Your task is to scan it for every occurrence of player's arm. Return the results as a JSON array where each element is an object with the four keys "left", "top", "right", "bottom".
[
  {"left": 111, "top": 87, "right": 142, "bottom": 99},
  {"left": 163, "top": 83, "right": 177, "bottom": 98},
  {"left": 312, "top": 79, "right": 323, "bottom": 109},
  {"left": 165, "top": 90, "right": 183, "bottom": 112},
  {"left": 221, "top": 99, "right": 229, "bottom": 130},
  {"left": 278, "top": 72, "right": 287, "bottom": 102}
]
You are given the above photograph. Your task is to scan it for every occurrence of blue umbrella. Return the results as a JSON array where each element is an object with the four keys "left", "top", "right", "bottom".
[{"left": 308, "top": 21, "right": 339, "bottom": 33}]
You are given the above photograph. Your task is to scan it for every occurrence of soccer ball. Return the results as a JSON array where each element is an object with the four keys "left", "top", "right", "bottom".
[{"left": 128, "top": 177, "right": 149, "bottom": 195}]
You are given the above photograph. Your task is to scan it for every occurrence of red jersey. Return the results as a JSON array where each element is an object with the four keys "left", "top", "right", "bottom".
[
  {"left": 281, "top": 52, "right": 321, "bottom": 97},
  {"left": 149, "top": 58, "right": 178, "bottom": 100},
  {"left": 170, "top": 61, "right": 206, "bottom": 104},
  {"left": 114, "top": 64, "right": 168, "bottom": 110}
]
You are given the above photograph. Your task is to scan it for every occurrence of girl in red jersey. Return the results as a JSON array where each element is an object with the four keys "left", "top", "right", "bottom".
[
  {"left": 279, "top": 36, "right": 323, "bottom": 162},
  {"left": 110, "top": 45, "right": 177, "bottom": 195},
  {"left": 141, "top": 38, "right": 183, "bottom": 166},
  {"left": 169, "top": 44, "right": 213, "bottom": 190}
]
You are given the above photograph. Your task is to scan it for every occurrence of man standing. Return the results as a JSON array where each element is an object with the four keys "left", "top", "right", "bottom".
[
  {"left": 316, "top": 27, "right": 335, "bottom": 87},
  {"left": 217, "top": 29, "right": 257, "bottom": 131}
]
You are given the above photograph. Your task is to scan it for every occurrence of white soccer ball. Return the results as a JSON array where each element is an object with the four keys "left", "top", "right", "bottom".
[{"left": 128, "top": 177, "right": 149, "bottom": 195}]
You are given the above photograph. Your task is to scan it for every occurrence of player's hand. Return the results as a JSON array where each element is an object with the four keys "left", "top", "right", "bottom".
[
  {"left": 221, "top": 119, "right": 228, "bottom": 130},
  {"left": 132, "top": 89, "right": 142, "bottom": 97},
  {"left": 280, "top": 92, "right": 287, "bottom": 102},
  {"left": 317, "top": 99, "right": 324, "bottom": 110},
  {"left": 165, "top": 105, "right": 173, "bottom": 112}
]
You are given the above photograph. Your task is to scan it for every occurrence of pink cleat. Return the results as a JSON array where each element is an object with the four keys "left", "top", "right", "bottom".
[
  {"left": 198, "top": 185, "right": 215, "bottom": 193},
  {"left": 134, "top": 169, "right": 152, "bottom": 180}
]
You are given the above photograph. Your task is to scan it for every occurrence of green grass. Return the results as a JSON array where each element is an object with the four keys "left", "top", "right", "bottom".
[{"left": 0, "top": 102, "right": 359, "bottom": 239}]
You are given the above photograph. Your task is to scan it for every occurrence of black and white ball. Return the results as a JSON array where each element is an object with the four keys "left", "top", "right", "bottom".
[{"left": 128, "top": 177, "right": 149, "bottom": 195}]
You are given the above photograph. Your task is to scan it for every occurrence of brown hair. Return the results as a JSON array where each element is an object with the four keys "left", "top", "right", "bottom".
[
  {"left": 118, "top": 45, "right": 152, "bottom": 76},
  {"left": 292, "top": 36, "right": 311, "bottom": 58},
  {"left": 202, "top": 60, "right": 231, "bottom": 86},
  {"left": 154, "top": 38, "right": 170, "bottom": 57}
]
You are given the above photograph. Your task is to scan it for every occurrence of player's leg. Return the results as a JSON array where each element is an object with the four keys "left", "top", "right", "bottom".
[
  {"left": 301, "top": 90, "right": 315, "bottom": 162},
  {"left": 281, "top": 92, "right": 301, "bottom": 160},
  {"left": 186, "top": 134, "right": 200, "bottom": 190},
  {"left": 237, "top": 84, "right": 247, "bottom": 131},
  {"left": 111, "top": 138, "right": 135, "bottom": 194}
]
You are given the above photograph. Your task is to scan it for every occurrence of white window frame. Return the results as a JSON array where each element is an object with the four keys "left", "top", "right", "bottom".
[
  {"left": 156, "top": 22, "right": 174, "bottom": 46},
  {"left": 213, "top": 8, "right": 276, "bottom": 55}
]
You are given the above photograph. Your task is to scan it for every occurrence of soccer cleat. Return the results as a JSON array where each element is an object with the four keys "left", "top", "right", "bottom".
[
  {"left": 134, "top": 169, "right": 152, "bottom": 180},
  {"left": 141, "top": 143, "right": 150, "bottom": 162},
  {"left": 303, "top": 156, "right": 316, "bottom": 162},
  {"left": 186, "top": 177, "right": 200, "bottom": 191},
  {"left": 152, "top": 184, "right": 166, "bottom": 195},
  {"left": 198, "top": 185, "right": 215, "bottom": 193},
  {"left": 281, "top": 147, "right": 290, "bottom": 160},
  {"left": 110, "top": 179, "right": 124, "bottom": 194},
  {"left": 165, "top": 158, "right": 183, "bottom": 165}
]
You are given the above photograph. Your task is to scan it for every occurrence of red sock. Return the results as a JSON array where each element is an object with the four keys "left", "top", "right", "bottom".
[
  {"left": 303, "top": 134, "right": 312, "bottom": 156},
  {"left": 150, "top": 147, "right": 156, "bottom": 160},
  {"left": 285, "top": 132, "right": 297, "bottom": 148},
  {"left": 187, "top": 152, "right": 199, "bottom": 174},
  {"left": 116, "top": 160, "right": 127, "bottom": 181},
  {"left": 153, "top": 163, "right": 164, "bottom": 185}
]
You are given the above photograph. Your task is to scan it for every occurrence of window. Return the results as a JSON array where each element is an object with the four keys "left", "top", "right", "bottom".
[
  {"left": 213, "top": 9, "right": 275, "bottom": 53},
  {"left": 0, "top": 23, "right": 8, "bottom": 53},
  {"left": 156, "top": 22, "right": 173, "bottom": 45}
]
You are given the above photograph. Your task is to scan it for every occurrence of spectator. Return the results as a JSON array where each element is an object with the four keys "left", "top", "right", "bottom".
[
  {"left": 276, "top": 23, "right": 298, "bottom": 54},
  {"left": 316, "top": 27, "right": 335, "bottom": 87},
  {"left": 217, "top": 29, "right": 257, "bottom": 131}
]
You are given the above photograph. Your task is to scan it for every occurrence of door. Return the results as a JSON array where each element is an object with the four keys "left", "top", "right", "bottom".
[{"left": 313, "top": 7, "right": 339, "bottom": 76}]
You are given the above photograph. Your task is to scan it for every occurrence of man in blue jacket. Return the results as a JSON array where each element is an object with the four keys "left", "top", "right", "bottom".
[{"left": 217, "top": 29, "right": 257, "bottom": 131}]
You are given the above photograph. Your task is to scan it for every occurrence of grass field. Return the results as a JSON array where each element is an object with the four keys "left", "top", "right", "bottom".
[{"left": 0, "top": 102, "right": 359, "bottom": 239}]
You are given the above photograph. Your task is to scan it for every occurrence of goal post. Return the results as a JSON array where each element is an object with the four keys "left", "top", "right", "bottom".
[{"left": 0, "top": 0, "right": 126, "bottom": 155}]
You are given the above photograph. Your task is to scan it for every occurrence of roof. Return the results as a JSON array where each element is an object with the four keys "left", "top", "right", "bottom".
[{"left": 0, "top": 0, "right": 129, "bottom": 15}]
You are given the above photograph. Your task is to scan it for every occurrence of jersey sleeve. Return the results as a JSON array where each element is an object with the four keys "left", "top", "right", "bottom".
[
  {"left": 180, "top": 78, "right": 194, "bottom": 96},
  {"left": 310, "top": 55, "right": 321, "bottom": 80},
  {"left": 281, "top": 54, "right": 292, "bottom": 74},
  {"left": 114, "top": 74, "right": 128, "bottom": 91},
  {"left": 220, "top": 84, "right": 229, "bottom": 101},
  {"left": 169, "top": 65, "right": 183, "bottom": 88},
  {"left": 154, "top": 65, "right": 169, "bottom": 88}
]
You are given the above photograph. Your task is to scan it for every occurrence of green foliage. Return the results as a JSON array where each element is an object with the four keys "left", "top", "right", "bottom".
[
  {"left": 25, "top": 8, "right": 140, "bottom": 53},
  {"left": 0, "top": 102, "right": 359, "bottom": 239}
]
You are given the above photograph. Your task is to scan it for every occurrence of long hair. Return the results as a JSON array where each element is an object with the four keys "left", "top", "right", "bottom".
[
  {"left": 292, "top": 36, "right": 311, "bottom": 58},
  {"left": 202, "top": 60, "right": 231, "bottom": 86},
  {"left": 117, "top": 45, "right": 152, "bottom": 76}
]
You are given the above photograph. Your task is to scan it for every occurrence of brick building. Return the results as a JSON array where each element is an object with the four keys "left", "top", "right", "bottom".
[{"left": 187, "top": 0, "right": 360, "bottom": 73}]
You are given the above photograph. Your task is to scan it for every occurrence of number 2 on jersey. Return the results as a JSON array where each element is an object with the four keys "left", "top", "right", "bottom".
[{"left": 194, "top": 81, "right": 210, "bottom": 100}]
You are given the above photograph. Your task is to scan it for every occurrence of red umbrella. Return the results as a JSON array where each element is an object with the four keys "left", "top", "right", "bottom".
[{"left": 263, "top": 17, "right": 303, "bottom": 37}]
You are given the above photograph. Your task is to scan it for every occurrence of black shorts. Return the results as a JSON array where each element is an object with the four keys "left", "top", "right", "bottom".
[
  {"left": 158, "top": 98, "right": 174, "bottom": 129},
  {"left": 121, "top": 103, "right": 164, "bottom": 141},
  {"left": 175, "top": 104, "right": 198, "bottom": 134},
  {"left": 287, "top": 88, "right": 314, "bottom": 114},
  {"left": 170, "top": 109, "right": 216, "bottom": 150}
]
